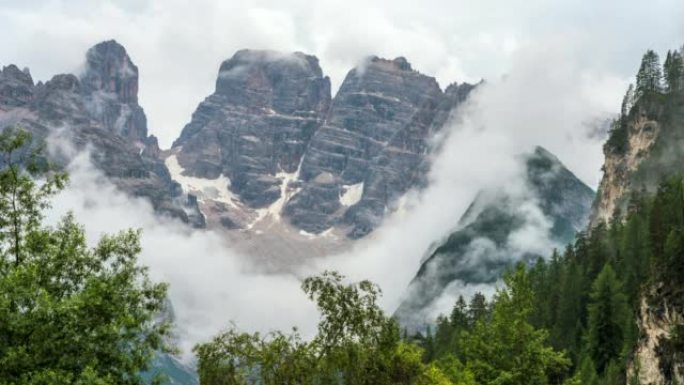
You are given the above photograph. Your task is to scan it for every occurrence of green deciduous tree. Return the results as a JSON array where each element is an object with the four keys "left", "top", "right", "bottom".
[
  {"left": 0, "top": 129, "right": 170, "bottom": 385},
  {"left": 195, "top": 271, "right": 461, "bottom": 385}
]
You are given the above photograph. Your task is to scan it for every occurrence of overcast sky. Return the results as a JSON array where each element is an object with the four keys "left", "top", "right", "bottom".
[{"left": 2, "top": 0, "right": 684, "bottom": 185}]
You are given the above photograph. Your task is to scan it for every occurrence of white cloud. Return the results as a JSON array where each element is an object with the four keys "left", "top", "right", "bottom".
[
  {"left": 2, "top": 0, "right": 683, "bottom": 152},
  {"left": 46, "top": 149, "right": 319, "bottom": 359}
]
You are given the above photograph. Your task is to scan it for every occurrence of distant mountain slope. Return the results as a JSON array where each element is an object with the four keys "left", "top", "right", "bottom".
[{"left": 395, "top": 147, "right": 595, "bottom": 329}]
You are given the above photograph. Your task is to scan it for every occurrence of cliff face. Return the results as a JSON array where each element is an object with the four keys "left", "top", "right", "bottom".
[
  {"left": 591, "top": 107, "right": 661, "bottom": 226},
  {"left": 285, "top": 57, "right": 451, "bottom": 237},
  {"left": 1, "top": 41, "right": 478, "bottom": 256},
  {"left": 0, "top": 40, "right": 203, "bottom": 226},
  {"left": 590, "top": 87, "right": 684, "bottom": 383},
  {"left": 628, "top": 290, "right": 684, "bottom": 385},
  {"left": 395, "top": 147, "right": 595, "bottom": 329},
  {"left": 170, "top": 53, "right": 475, "bottom": 237},
  {"left": 172, "top": 50, "right": 331, "bottom": 208}
]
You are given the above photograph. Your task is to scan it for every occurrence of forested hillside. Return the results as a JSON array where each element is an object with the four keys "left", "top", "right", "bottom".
[
  {"left": 417, "top": 46, "right": 684, "bottom": 384},
  {"left": 421, "top": 175, "right": 683, "bottom": 384}
]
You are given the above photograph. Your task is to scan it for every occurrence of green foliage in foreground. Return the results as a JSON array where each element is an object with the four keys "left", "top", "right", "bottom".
[
  {"left": 195, "top": 271, "right": 465, "bottom": 385},
  {"left": 0, "top": 129, "right": 170, "bottom": 384},
  {"left": 195, "top": 267, "right": 569, "bottom": 385}
]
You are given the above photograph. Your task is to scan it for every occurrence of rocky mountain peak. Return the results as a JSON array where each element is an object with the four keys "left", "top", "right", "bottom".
[
  {"left": 170, "top": 49, "right": 331, "bottom": 230},
  {"left": 81, "top": 40, "right": 139, "bottom": 103},
  {"left": 46, "top": 74, "right": 81, "bottom": 92},
  {"left": 0, "top": 40, "right": 201, "bottom": 228},
  {"left": 1, "top": 65, "right": 33, "bottom": 86},
  {"left": 284, "top": 56, "right": 452, "bottom": 237},
  {"left": 78, "top": 40, "right": 149, "bottom": 143},
  {"left": 367, "top": 56, "right": 413, "bottom": 72},
  {"left": 168, "top": 50, "right": 474, "bottom": 238},
  {"left": 212, "top": 49, "right": 330, "bottom": 116},
  {"left": 0, "top": 65, "right": 35, "bottom": 107}
]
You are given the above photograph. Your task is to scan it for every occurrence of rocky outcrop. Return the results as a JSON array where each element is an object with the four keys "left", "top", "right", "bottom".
[
  {"left": 171, "top": 52, "right": 474, "bottom": 237},
  {"left": 284, "top": 58, "right": 472, "bottom": 237},
  {"left": 341, "top": 82, "right": 476, "bottom": 238},
  {"left": 3, "top": 41, "right": 478, "bottom": 244},
  {"left": 0, "top": 65, "right": 35, "bottom": 107},
  {"left": 591, "top": 106, "right": 661, "bottom": 226},
  {"left": 395, "top": 147, "right": 595, "bottom": 329},
  {"left": 80, "top": 40, "right": 150, "bottom": 145},
  {"left": 172, "top": 50, "right": 331, "bottom": 209},
  {"left": 627, "top": 286, "right": 684, "bottom": 385},
  {"left": 0, "top": 40, "right": 202, "bottom": 226}
]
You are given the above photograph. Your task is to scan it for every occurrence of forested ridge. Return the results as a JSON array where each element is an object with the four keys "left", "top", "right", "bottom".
[{"left": 412, "top": 46, "right": 684, "bottom": 384}]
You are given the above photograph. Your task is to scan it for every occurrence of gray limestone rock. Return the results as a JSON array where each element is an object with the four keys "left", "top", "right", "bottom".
[
  {"left": 285, "top": 58, "right": 473, "bottom": 237},
  {"left": 0, "top": 40, "right": 203, "bottom": 227},
  {"left": 172, "top": 50, "right": 331, "bottom": 208}
]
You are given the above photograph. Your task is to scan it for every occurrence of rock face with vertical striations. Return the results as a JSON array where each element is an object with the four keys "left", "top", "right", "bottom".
[
  {"left": 342, "top": 81, "right": 477, "bottom": 238},
  {"left": 0, "top": 40, "right": 203, "bottom": 226},
  {"left": 172, "top": 50, "right": 331, "bottom": 208},
  {"left": 81, "top": 40, "right": 149, "bottom": 145},
  {"left": 1, "top": 41, "right": 482, "bottom": 260},
  {"left": 170, "top": 52, "right": 475, "bottom": 237},
  {"left": 284, "top": 57, "right": 470, "bottom": 237}
]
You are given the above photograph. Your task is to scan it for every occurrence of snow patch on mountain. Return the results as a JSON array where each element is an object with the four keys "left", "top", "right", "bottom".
[
  {"left": 165, "top": 154, "right": 238, "bottom": 208},
  {"left": 340, "top": 183, "right": 364, "bottom": 206}
]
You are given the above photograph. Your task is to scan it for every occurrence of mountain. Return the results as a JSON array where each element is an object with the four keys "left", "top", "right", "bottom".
[
  {"left": 590, "top": 50, "right": 684, "bottom": 384},
  {"left": 169, "top": 52, "right": 475, "bottom": 241},
  {"left": 395, "top": 146, "right": 595, "bottom": 329},
  {"left": 0, "top": 40, "right": 203, "bottom": 227},
  {"left": 1, "top": 40, "right": 479, "bottom": 252},
  {"left": 284, "top": 58, "right": 470, "bottom": 238}
]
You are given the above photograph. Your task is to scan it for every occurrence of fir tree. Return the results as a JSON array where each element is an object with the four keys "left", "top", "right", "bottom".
[
  {"left": 635, "top": 50, "right": 663, "bottom": 99},
  {"left": 467, "top": 292, "right": 489, "bottom": 326},
  {"left": 586, "top": 264, "right": 630, "bottom": 374},
  {"left": 621, "top": 83, "right": 635, "bottom": 118},
  {"left": 664, "top": 50, "right": 684, "bottom": 93}
]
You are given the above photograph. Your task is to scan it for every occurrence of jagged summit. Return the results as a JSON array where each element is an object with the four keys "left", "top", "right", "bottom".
[
  {"left": 0, "top": 64, "right": 35, "bottom": 107},
  {"left": 82, "top": 40, "right": 139, "bottom": 103},
  {"left": 167, "top": 50, "right": 476, "bottom": 238},
  {"left": 0, "top": 39, "right": 202, "bottom": 227},
  {"left": 78, "top": 40, "right": 149, "bottom": 143},
  {"left": 210, "top": 49, "right": 330, "bottom": 114},
  {"left": 170, "top": 48, "right": 331, "bottom": 221},
  {"left": 0, "top": 40, "right": 480, "bottom": 243},
  {"left": 363, "top": 56, "right": 414, "bottom": 72}
]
